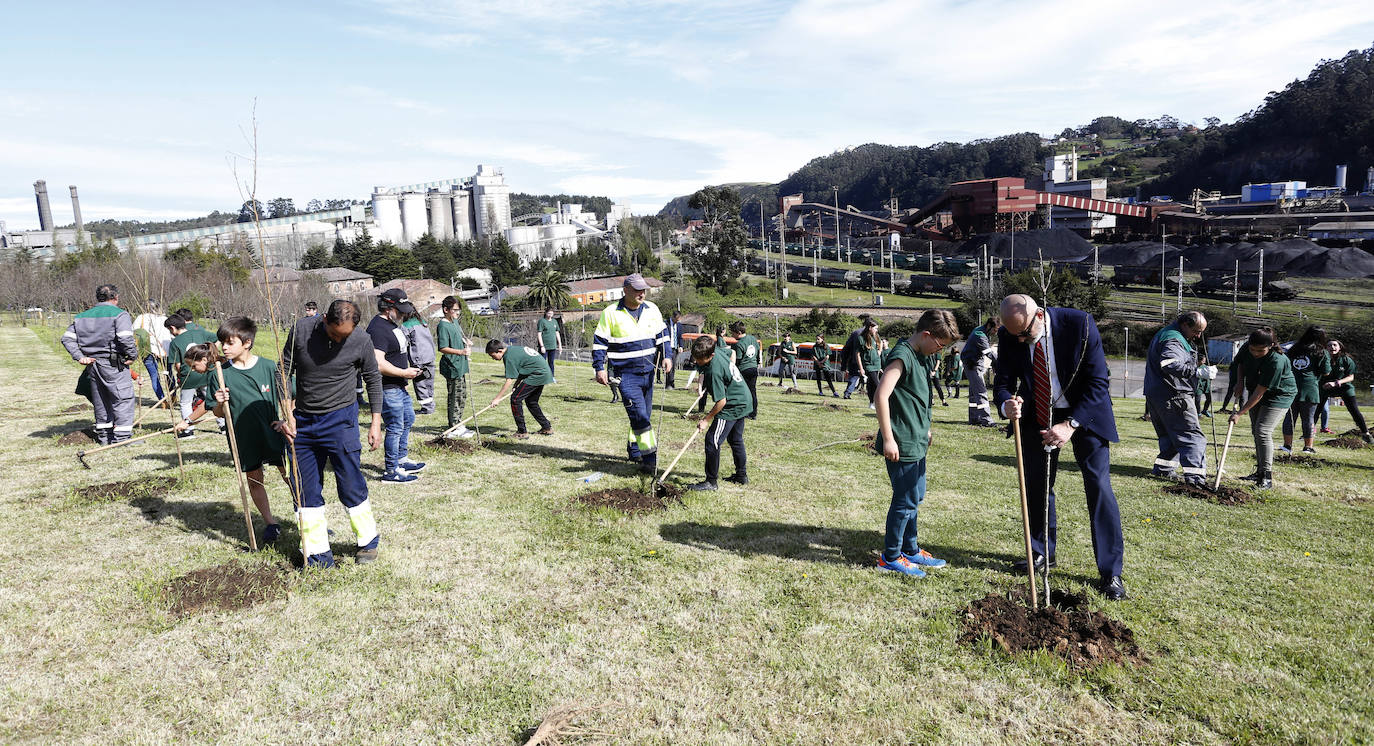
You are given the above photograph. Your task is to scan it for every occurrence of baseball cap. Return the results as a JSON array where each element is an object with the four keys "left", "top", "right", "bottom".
[
  {"left": 378, "top": 288, "right": 415, "bottom": 314},
  {"left": 624, "top": 273, "right": 650, "bottom": 290}
]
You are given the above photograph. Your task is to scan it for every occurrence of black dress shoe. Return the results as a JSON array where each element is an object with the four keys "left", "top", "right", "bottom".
[
  {"left": 1012, "top": 554, "right": 1056, "bottom": 573},
  {"left": 1099, "top": 575, "right": 1128, "bottom": 601}
]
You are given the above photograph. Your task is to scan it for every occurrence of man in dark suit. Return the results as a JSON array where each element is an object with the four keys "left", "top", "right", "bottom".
[{"left": 993, "top": 294, "right": 1127, "bottom": 600}]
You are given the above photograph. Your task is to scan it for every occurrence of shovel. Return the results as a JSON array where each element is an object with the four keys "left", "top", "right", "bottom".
[{"left": 1214, "top": 419, "right": 1235, "bottom": 491}]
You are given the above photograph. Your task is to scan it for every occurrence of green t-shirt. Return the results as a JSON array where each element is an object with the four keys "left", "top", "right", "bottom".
[
  {"left": 780, "top": 341, "right": 797, "bottom": 363},
  {"left": 1244, "top": 350, "right": 1297, "bottom": 409},
  {"left": 207, "top": 356, "right": 287, "bottom": 458},
  {"left": 732, "top": 334, "right": 760, "bottom": 371},
  {"left": 942, "top": 353, "right": 963, "bottom": 380},
  {"left": 502, "top": 345, "right": 552, "bottom": 386},
  {"left": 1328, "top": 355, "right": 1357, "bottom": 398},
  {"left": 879, "top": 339, "right": 936, "bottom": 462},
  {"left": 436, "top": 318, "right": 469, "bottom": 378},
  {"left": 812, "top": 342, "right": 831, "bottom": 371},
  {"left": 861, "top": 342, "right": 883, "bottom": 372},
  {"left": 537, "top": 318, "right": 560, "bottom": 350},
  {"left": 1288, "top": 348, "right": 1329, "bottom": 404},
  {"left": 699, "top": 349, "right": 751, "bottom": 421},
  {"left": 168, "top": 323, "right": 216, "bottom": 388}
]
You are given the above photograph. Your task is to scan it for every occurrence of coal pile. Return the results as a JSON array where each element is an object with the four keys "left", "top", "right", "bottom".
[
  {"left": 957, "top": 229, "right": 1093, "bottom": 260},
  {"left": 1098, "top": 238, "right": 1374, "bottom": 278}
]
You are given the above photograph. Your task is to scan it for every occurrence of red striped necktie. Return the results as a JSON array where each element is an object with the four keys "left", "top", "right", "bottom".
[{"left": 1033, "top": 338, "right": 1052, "bottom": 429}]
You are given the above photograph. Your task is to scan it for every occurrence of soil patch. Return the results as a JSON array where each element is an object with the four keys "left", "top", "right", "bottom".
[
  {"left": 475, "top": 378, "right": 496, "bottom": 385},
  {"left": 782, "top": 387, "right": 804, "bottom": 395},
  {"left": 58, "top": 429, "right": 97, "bottom": 446},
  {"left": 575, "top": 482, "right": 683, "bottom": 513},
  {"left": 959, "top": 588, "right": 1144, "bottom": 668},
  {"left": 61, "top": 403, "right": 89, "bottom": 413},
  {"left": 427, "top": 437, "right": 483, "bottom": 454},
  {"left": 561, "top": 394, "right": 597, "bottom": 402},
  {"left": 75, "top": 476, "right": 179, "bottom": 503},
  {"left": 859, "top": 432, "right": 877, "bottom": 443},
  {"left": 1275, "top": 453, "right": 1331, "bottom": 468},
  {"left": 1163, "top": 482, "right": 1256, "bottom": 506},
  {"left": 1325, "top": 436, "right": 1369, "bottom": 449},
  {"left": 816, "top": 402, "right": 846, "bottom": 412},
  {"left": 164, "top": 561, "right": 292, "bottom": 617}
]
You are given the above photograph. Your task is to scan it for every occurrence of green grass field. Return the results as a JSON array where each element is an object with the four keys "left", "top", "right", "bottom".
[{"left": 3, "top": 323, "right": 1372, "bottom": 743}]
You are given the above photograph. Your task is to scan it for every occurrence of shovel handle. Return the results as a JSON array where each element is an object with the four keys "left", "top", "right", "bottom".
[
  {"left": 657, "top": 427, "right": 702, "bottom": 485},
  {"left": 1011, "top": 416, "right": 1039, "bottom": 610},
  {"left": 1214, "top": 419, "right": 1235, "bottom": 491},
  {"left": 439, "top": 391, "right": 511, "bottom": 439}
]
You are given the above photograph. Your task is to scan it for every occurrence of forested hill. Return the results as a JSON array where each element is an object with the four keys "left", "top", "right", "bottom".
[
  {"left": 1149, "top": 45, "right": 1374, "bottom": 197},
  {"left": 659, "top": 134, "right": 1048, "bottom": 221}
]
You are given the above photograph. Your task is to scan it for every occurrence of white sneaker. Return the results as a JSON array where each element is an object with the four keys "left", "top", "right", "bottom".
[
  {"left": 1280, "top": 445, "right": 1292, "bottom": 453},
  {"left": 868, "top": 403, "right": 876, "bottom": 410},
  {"left": 551, "top": 377, "right": 558, "bottom": 384},
  {"left": 457, "top": 426, "right": 475, "bottom": 439}
]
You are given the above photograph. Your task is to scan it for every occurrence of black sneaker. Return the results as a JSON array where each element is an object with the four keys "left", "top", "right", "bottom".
[
  {"left": 1301, "top": 446, "right": 1316, "bottom": 454},
  {"left": 723, "top": 474, "right": 749, "bottom": 485},
  {"left": 687, "top": 480, "right": 718, "bottom": 491},
  {"left": 176, "top": 430, "right": 195, "bottom": 440},
  {"left": 260, "top": 522, "right": 282, "bottom": 545}
]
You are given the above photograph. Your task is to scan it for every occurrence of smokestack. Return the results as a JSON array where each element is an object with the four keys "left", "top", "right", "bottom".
[
  {"left": 69, "top": 185, "right": 83, "bottom": 233},
  {"left": 1335, "top": 165, "right": 1348, "bottom": 193},
  {"left": 34, "top": 180, "right": 53, "bottom": 231}
]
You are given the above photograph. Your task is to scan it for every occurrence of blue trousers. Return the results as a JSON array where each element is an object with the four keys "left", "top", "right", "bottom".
[
  {"left": 619, "top": 366, "right": 657, "bottom": 469},
  {"left": 292, "top": 403, "right": 377, "bottom": 557},
  {"left": 883, "top": 458, "right": 927, "bottom": 561},
  {"left": 1147, "top": 394, "right": 1207, "bottom": 481},
  {"left": 143, "top": 354, "right": 164, "bottom": 399},
  {"left": 1018, "top": 412, "right": 1125, "bottom": 577},
  {"left": 381, "top": 386, "right": 414, "bottom": 473}
]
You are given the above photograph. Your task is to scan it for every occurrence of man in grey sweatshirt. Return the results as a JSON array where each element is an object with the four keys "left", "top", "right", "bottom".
[{"left": 278, "top": 299, "right": 385, "bottom": 568}]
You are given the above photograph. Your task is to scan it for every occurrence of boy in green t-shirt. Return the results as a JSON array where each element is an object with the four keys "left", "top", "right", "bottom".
[
  {"left": 729, "top": 321, "right": 761, "bottom": 420},
  {"left": 164, "top": 313, "right": 223, "bottom": 438},
  {"left": 874, "top": 309, "right": 961, "bottom": 577},
  {"left": 486, "top": 340, "right": 553, "bottom": 439},
  {"left": 687, "top": 335, "right": 751, "bottom": 491},
  {"left": 536, "top": 308, "right": 562, "bottom": 383},
  {"left": 173, "top": 317, "right": 288, "bottom": 547},
  {"left": 435, "top": 296, "right": 473, "bottom": 436}
]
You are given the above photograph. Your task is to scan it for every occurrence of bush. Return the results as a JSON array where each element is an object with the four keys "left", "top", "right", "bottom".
[
  {"left": 879, "top": 319, "right": 915, "bottom": 341},
  {"left": 171, "top": 291, "right": 214, "bottom": 322}
]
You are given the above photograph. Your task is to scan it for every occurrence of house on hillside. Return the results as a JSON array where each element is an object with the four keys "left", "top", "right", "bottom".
[
  {"left": 301, "top": 267, "right": 374, "bottom": 295},
  {"left": 361, "top": 278, "right": 455, "bottom": 316}
]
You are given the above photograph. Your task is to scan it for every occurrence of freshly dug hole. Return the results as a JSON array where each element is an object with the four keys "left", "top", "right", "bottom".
[
  {"left": 75, "top": 476, "right": 179, "bottom": 503},
  {"left": 782, "top": 387, "right": 804, "bottom": 395},
  {"left": 1163, "top": 481, "right": 1255, "bottom": 506},
  {"left": 959, "top": 587, "right": 1144, "bottom": 667},
  {"left": 427, "top": 437, "right": 483, "bottom": 454},
  {"left": 1325, "top": 436, "right": 1369, "bottom": 449},
  {"left": 816, "top": 402, "right": 846, "bottom": 412},
  {"left": 58, "top": 429, "right": 97, "bottom": 446},
  {"left": 576, "top": 482, "right": 683, "bottom": 513},
  {"left": 164, "top": 561, "right": 292, "bottom": 617},
  {"left": 61, "top": 403, "right": 89, "bottom": 414},
  {"left": 1275, "top": 453, "right": 1330, "bottom": 468}
]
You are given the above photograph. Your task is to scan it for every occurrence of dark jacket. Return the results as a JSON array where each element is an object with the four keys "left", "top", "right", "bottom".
[{"left": 993, "top": 307, "right": 1119, "bottom": 443}]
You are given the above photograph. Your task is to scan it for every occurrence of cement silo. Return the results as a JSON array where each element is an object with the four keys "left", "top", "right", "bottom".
[
  {"left": 472, "top": 165, "right": 512, "bottom": 237},
  {"left": 34, "top": 180, "right": 53, "bottom": 231},
  {"left": 399, "top": 191, "right": 427, "bottom": 246},
  {"left": 506, "top": 225, "right": 542, "bottom": 265},
  {"left": 451, "top": 189, "right": 473, "bottom": 242},
  {"left": 427, "top": 189, "right": 454, "bottom": 241},
  {"left": 69, "top": 185, "right": 83, "bottom": 233},
  {"left": 372, "top": 190, "right": 403, "bottom": 245},
  {"left": 542, "top": 223, "right": 577, "bottom": 259}
]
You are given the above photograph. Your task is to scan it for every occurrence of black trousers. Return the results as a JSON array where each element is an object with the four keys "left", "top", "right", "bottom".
[
  {"left": 865, "top": 370, "right": 881, "bottom": 404},
  {"left": 511, "top": 381, "right": 550, "bottom": 433},
  {"left": 741, "top": 367, "right": 758, "bottom": 419},
  {"left": 704, "top": 417, "right": 746, "bottom": 482},
  {"left": 816, "top": 368, "right": 837, "bottom": 395}
]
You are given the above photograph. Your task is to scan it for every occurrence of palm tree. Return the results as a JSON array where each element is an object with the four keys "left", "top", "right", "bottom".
[{"left": 525, "top": 269, "right": 573, "bottom": 310}]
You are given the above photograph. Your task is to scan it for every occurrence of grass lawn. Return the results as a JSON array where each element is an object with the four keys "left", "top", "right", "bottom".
[{"left": 3, "top": 323, "right": 1372, "bottom": 743}]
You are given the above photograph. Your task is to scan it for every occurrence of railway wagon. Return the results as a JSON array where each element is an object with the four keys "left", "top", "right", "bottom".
[
  {"left": 900, "top": 274, "right": 966, "bottom": 299},
  {"left": 1193, "top": 269, "right": 1298, "bottom": 300}
]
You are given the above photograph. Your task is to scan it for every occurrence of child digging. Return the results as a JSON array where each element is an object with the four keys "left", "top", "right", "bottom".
[
  {"left": 687, "top": 334, "right": 751, "bottom": 491},
  {"left": 173, "top": 317, "right": 291, "bottom": 546},
  {"left": 486, "top": 340, "right": 553, "bottom": 439},
  {"left": 874, "top": 309, "right": 961, "bottom": 577}
]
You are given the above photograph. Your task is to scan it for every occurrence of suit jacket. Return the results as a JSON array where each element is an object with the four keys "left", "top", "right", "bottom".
[{"left": 993, "top": 307, "right": 1119, "bottom": 443}]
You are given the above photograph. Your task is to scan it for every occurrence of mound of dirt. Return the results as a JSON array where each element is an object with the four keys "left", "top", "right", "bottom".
[
  {"left": 959, "top": 588, "right": 1144, "bottom": 668},
  {"left": 816, "top": 402, "right": 846, "bottom": 412},
  {"left": 561, "top": 394, "right": 597, "bottom": 402},
  {"left": 427, "top": 437, "right": 483, "bottom": 454},
  {"left": 859, "top": 432, "right": 877, "bottom": 442},
  {"left": 164, "top": 561, "right": 292, "bottom": 617},
  {"left": 1325, "top": 436, "right": 1369, "bottom": 449},
  {"left": 782, "top": 387, "right": 804, "bottom": 395},
  {"left": 1275, "top": 453, "right": 1330, "bottom": 468},
  {"left": 58, "top": 429, "right": 97, "bottom": 446},
  {"left": 576, "top": 483, "right": 683, "bottom": 513},
  {"left": 475, "top": 378, "right": 496, "bottom": 385},
  {"left": 75, "top": 476, "right": 179, "bottom": 503},
  {"left": 61, "top": 403, "right": 89, "bottom": 414},
  {"left": 1164, "top": 481, "right": 1255, "bottom": 506}
]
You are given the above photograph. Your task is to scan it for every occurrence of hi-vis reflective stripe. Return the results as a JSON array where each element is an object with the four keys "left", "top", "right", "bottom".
[
  {"left": 1155, "top": 458, "right": 1180, "bottom": 468},
  {"left": 94, "top": 423, "right": 113, "bottom": 429},
  {"left": 347, "top": 500, "right": 378, "bottom": 548},
  {"left": 1181, "top": 465, "right": 1207, "bottom": 475},
  {"left": 629, "top": 424, "right": 657, "bottom": 455},
  {"left": 299, "top": 506, "right": 330, "bottom": 556},
  {"left": 114, "top": 425, "right": 133, "bottom": 433},
  {"left": 607, "top": 348, "right": 658, "bottom": 360},
  {"left": 117, "top": 330, "right": 135, "bottom": 337}
]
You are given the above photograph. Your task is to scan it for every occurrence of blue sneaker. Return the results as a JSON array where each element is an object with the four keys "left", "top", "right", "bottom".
[
  {"left": 305, "top": 550, "right": 336, "bottom": 569},
  {"left": 381, "top": 470, "right": 419, "bottom": 484},
  {"left": 398, "top": 459, "right": 426, "bottom": 473},
  {"left": 902, "top": 549, "right": 947, "bottom": 568},
  {"left": 876, "top": 555, "right": 926, "bottom": 578}
]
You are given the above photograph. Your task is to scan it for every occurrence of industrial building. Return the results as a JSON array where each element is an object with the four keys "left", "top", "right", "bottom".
[
  {"left": 1041, "top": 152, "right": 1117, "bottom": 234},
  {"left": 0, "top": 180, "right": 85, "bottom": 260}
]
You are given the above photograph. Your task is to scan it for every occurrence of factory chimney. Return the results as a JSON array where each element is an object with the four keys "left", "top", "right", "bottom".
[
  {"left": 34, "top": 180, "right": 53, "bottom": 231},
  {"left": 1335, "top": 165, "right": 1348, "bottom": 193},
  {"left": 69, "top": 185, "right": 83, "bottom": 233}
]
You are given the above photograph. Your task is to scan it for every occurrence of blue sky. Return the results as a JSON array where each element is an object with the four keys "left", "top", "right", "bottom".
[{"left": 2, "top": 0, "right": 1372, "bottom": 230}]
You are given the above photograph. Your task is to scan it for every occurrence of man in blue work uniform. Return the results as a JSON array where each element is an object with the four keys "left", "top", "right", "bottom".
[
  {"left": 592, "top": 274, "right": 672, "bottom": 474},
  {"left": 1144, "top": 311, "right": 1212, "bottom": 486}
]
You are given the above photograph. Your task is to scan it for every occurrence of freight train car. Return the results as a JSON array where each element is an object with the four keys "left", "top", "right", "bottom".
[{"left": 1193, "top": 269, "right": 1298, "bottom": 300}]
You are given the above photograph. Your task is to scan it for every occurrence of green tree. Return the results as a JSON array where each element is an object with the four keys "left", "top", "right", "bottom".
[
  {"left": 343, "top": 229, "right": 375, "bottom": 273},
  {"left": 237, "top": 199, "right": 265, "bottom": 223},
  {"left": 1000, "top": 267, "right": 1110, "bottom": 319},
  {"left": 522, "top": 269, "right": 573, "bottom": 310},
  {"left": 330, "top": 235, "right": 352, "bottom": 269},
  {"left": 363, "top": 240, "right": 420, "bottom": 285},
  {"left": 678, "top": 186, "right": 747, "bottom": 289},
  {"left": 619, "top": 219, "right": 660, "bottom": 274},
  {"left": 266, "top": 197, "right": 296, "bottom": 219},
  {"left": 300, "top": 244, "right": 332, "bottom": 270},
  {"left": 487, "top": 236, "right": 525, "bottom": 289},
  {"left": 410, "top": 233, "right": 456, "bottom": 282}
]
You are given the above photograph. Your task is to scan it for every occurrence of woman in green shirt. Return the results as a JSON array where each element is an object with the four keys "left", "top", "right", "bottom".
[
  {"left": 1229, "top": 327, "right": 1297, "bottom": 489},
  {"left": 860, "top": 324, "right": 885, "bottom": 408},
  {"left": 1321, "top": 338, "right": 1372, "bottom": 443},
  {"left": 1280, "top": 326, "right": 1329, "bottom": 454}
]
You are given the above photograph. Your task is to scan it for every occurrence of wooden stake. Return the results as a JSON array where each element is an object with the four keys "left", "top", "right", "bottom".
[
  {"left": 438, "top": 390, "right": 511, "bottom": 440},
  {"left": 680, "top": 390, "right": 706, "bottom": 419},
  {"left": 164, "top": 379, "right": 184, "bottom": 482},
  {"left": 214, "top": 361, "right": 258, "bottom": 552},
  {"left": 1214, "top": 419, "right": 1235, "bottom": 491},
  {"left": 657, "top": 427, "right": 702, "bottom": 486},
  {"left": 1011, "top": 416, "right": 1039, "bottom": 610}
]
